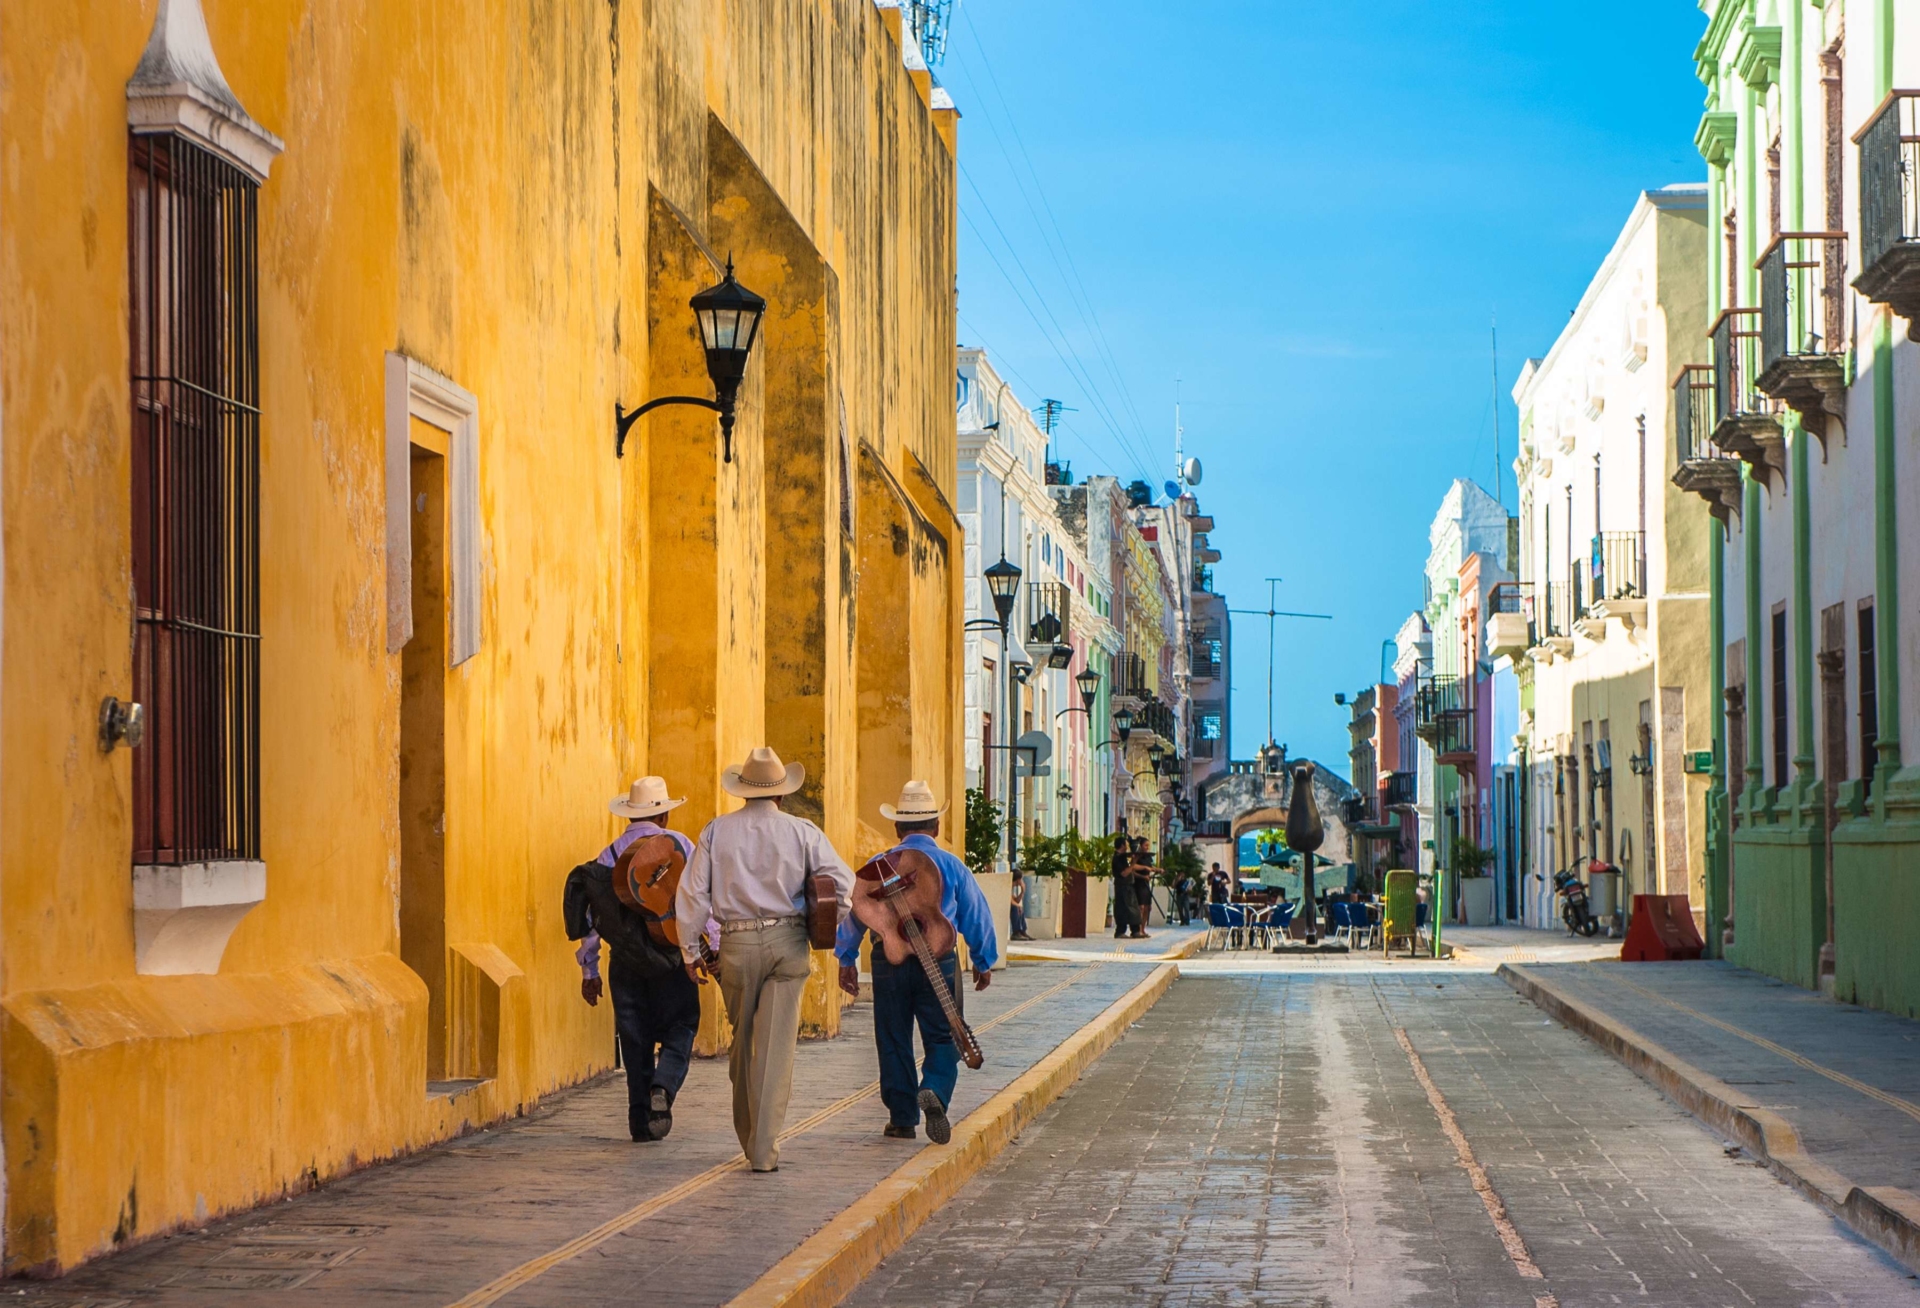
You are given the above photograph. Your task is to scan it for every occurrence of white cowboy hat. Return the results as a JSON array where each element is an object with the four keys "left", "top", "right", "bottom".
[
  {"left": 720, "top": 746, "right": 806, "bottom": 799},
  {"left": 880, "top": 779, "right": 947, "bottom": 823},
  {"left": 608, "top": 776, "right": 687, "bottom": 819}
]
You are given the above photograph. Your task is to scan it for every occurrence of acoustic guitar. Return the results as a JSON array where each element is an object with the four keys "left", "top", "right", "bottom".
[
  {"left": 614, "top": 833, "right": 718, "bottom": 971},
  {"left": 852, "top": 848, "right": 984, "bottom": 1068}
]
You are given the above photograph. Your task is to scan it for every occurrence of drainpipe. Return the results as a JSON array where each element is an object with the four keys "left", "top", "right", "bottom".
[{"left": 1871, "top": 0, "right": 1902, "bottom": 801}]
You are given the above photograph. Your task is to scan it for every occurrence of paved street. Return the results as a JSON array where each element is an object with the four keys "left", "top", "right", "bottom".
[{"left": 850, "top": 969, "right": 1920, "bottom": 1308}]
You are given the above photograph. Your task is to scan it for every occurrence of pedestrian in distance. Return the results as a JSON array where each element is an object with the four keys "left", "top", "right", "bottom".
[
  {"left": 1208, "top": 862, "right": 1232, "bottom": 906},
  {"left": 836, "top": 781, "right": 997, "bottom": 1144},
  {"left": 1009, "top": 873, "right": 1033, "bottom": 941},
  {"left": 675, "top": 747, "right": 853, "bottom": 1173},
  {"left": 563, "top": 776, "right": 706, "bottom": 1143},
  {"left": 1110, "top": 838, "right": 1137, "bottom": 938},
  {"left": 1128, "top": 836, "right": 1155, "bottom": 939}
]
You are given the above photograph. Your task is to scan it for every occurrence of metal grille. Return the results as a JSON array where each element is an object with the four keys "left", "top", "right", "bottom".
[
  {"left": 1758, "top": 232, "right": 1848, "bottom": 371},
  {"left": 1709, "top": 307, "right": 1777, "bottom": 426},
  {"left": 1859, "top": 92, "right": 1920, "bottom": 273},
  {"left": 1591, "top": 532, "right": 1646, "bottom": 601},
  {"left": 130, "top": 133, "right": 261, "bottom": 864},
  {"left": 1673, "top": 365, "right": 1724, "bottom": 461}
]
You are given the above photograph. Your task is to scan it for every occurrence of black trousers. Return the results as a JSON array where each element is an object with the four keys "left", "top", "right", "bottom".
[{"left": 609, "top": 958, "right": 701, "bottom": 1135}]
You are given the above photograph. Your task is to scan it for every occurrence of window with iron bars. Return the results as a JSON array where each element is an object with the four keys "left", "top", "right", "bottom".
[{"left": 130, "top": 133, "right": 262, "bottom": 864}]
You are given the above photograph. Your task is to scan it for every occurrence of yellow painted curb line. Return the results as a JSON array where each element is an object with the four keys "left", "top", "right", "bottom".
[
  {"left": 1500, "top": 962, "right": 1920, "bottom": 1276},
  {"left": 726, "top": 962, "right": 1180, "bottom": 1308}
]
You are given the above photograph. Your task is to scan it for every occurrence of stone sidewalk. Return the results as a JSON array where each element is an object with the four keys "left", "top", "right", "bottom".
[
  {"left": 1006, "top": 924, "right": 1206, "bottom": 963},
  {"left": 1448, "top": 923, "right": 1629, "bottom": 965},
  {"left": 1505, "top": 957, "right": 1920, "bottom": 1270},
  {"left": 10, "top": 960, "right": 1162, "bottom": 1308}
]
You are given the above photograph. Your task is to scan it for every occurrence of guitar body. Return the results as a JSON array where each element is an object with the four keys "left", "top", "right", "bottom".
[
  {"left": 614, "top": 833, "right": 692, "bottom": 950},
  {"left": 852, "top": 848, "right": 954, "bottom": 964},
  {"left": 854, "top": 848, "right": 984, "bottom": 1069}
]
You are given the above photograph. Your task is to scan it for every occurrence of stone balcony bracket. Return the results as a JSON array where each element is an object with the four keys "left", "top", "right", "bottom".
[
  {"left": 1714, "top": 415, "right": 1787, "bottom": 491},
  {"left": 1756, "top": 356, "right": 1847, "bottom": 455},
  {"left": 1589, "top": 599, "right": 1649, "bottom": 638},
  {"left": 132, "top": 859, "right": 268, "bottom": 975}
]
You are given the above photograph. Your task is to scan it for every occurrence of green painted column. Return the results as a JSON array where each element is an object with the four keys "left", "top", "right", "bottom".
[
  {"left": 1873, "top": 313, "right": 1902, "bottom": 787},
  {"left": 1746, "top": 474, "right": 1765, "bottom": 808},
  {"left": 1792, "top": 418, "right": 1816, "bottom": 805},
  {"left": 1707, "top": 521, "right": 1728, "bottom": 957}
]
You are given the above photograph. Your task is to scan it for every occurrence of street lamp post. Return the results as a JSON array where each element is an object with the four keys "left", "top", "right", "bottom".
[
  {"left": 615, "top": 260, "right": 767, "bottom": 463},
  {"left": 1009, "top": 656, "right": 1034, "bottom": 873},
  {"left": 966, "top": 556, "right": 1023, "bottom": 874}
]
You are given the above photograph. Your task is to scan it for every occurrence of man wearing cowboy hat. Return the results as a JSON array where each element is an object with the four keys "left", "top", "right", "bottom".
[
  {"left": 676, "top": 747, "right": 853, "bottom": 1173},
  {"left": 834, "top": 781, "right": 996, "bottom": 1146},
  {"left": 568, "top": 777, "right": 707, "bottom": 1142}
]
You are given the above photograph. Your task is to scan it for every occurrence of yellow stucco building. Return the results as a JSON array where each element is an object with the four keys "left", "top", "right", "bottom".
[{"left": 0, "top": 0, "right": 962, "bottom": 1273}]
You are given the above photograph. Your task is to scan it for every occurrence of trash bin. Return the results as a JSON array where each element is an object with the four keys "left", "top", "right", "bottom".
[{"left": 1587, "top": 868, "right": 1621, "bottom": 931}]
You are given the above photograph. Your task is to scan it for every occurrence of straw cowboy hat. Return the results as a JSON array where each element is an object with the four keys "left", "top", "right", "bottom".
[
  {"left": 879, "top": 779, "right": 947, "bottom": 823},
  {"left": 720, "top": 746, "right": 806, "bottom": 799},
  {"left": 608, "top": 775, "right": 687, "bottom": 819}
]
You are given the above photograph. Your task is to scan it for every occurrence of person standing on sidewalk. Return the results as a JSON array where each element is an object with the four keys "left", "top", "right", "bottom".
[
  {"left": 1009, "top": 873, "right": 1033, "bottom": 941},
  {"left": 564, "top": 776, "right": 705, "bottom": 1143},
  {"left": 676, "top": 747, "right": 852, "bottom": 1173},
  {"left": 835, "top": 782, "right": 996, "bottom": 1144},
  {"left": 1110, "top": 839, "right": 1137, "bottom": 938}
]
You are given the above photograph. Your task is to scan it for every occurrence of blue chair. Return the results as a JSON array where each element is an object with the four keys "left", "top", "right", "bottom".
[
  {"left": 1329, "top": 900, "right": 1352, "bottom": 945},
  {"left": 1204, "top": 902, "right": 1239, "bottom": 951}
]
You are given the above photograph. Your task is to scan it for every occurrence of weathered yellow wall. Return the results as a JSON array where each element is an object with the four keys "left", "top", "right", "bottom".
[{"left": 0, "top": 0, "right": 958, "bottom": 1272}]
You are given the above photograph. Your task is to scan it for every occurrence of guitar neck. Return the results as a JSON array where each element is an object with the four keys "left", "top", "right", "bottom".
[{"left": 884, "top": 886, "right": 980, "bottom": 1059}]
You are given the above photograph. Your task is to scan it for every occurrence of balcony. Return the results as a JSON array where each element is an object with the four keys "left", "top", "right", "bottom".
[
  {"left": 1486, "top": 582, "right": 1531, "bottom": 659},
  {"left": 1132, "top": 697, "right": 1177, "bottom": 748},
  {"left": 1755, "top": 232, "right": 1849, "bottom": 445},
  {"left": 1192, "top": 564, "right": 1215, "bottom": 594},
  {"left": 1027, "top": 581, "right": 1071, "bottom": 648},
  {"left": 1671, "top": 364, "right": 1742, "bottom": 523},
  {"left": 1415, "top": 675, "right": 1474, "bottom": 766},
  {"left": 1709, "top": 307, "right": 1786, "bottom": 487},
  {"left": 1585, "top": 532, "right": 1647, "bottom": 634},
  {"left": 1534, "top": 579, "right": 1575, "bottom": 655},
  {"left": 1854, "top": 90, "right": 1920, "bottom": 335},
  {"left": 1383, "top": 770, "right": 1418, "bottom": 809},
  {"left": 1189, "top": 633, "right": 1223, "bottom": 679},
  {"left": 1112, "top": 650, "right": 1151, "bottom": 701}
]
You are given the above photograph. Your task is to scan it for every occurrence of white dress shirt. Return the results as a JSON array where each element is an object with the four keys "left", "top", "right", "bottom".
[{"left": 674, "top": 799, "right": 854, "bottom": 961}]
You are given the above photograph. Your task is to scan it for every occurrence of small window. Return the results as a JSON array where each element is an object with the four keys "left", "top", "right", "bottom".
[{"left": 130, "top": 133, "right": 262, "bottom": 865}]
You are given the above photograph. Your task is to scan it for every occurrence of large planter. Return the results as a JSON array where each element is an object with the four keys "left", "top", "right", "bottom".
[{"left": 1460, "top": 875, "right": 1495, "bottom": 927}]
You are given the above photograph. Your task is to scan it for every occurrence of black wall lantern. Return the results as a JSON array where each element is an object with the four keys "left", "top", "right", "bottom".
[
  {"left": 1075, "top": 666, "right": 1102, "bottom": 711},
  {"left": 615, "top": 259, "right": 767, "bottom": 463}
]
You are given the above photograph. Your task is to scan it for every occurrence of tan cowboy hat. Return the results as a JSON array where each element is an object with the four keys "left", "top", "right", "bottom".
[
  {"left": 720, "top": 746, "right": 806, "bottom": 799},
  {"left": 880, "top": 779, "right": 947, "bottom": 823},
  {"left": 608, "top": 776, "right": 687, "bottom": 819}
]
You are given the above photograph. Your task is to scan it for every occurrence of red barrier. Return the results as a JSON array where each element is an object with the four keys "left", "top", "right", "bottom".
[{"left": 1621, "top": 893, "right": 1705, "bottom": 962}]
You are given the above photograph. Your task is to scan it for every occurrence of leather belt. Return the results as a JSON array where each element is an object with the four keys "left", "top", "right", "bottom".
[{"left": 720, "top": 914, "right": 803, "bottom": 934}]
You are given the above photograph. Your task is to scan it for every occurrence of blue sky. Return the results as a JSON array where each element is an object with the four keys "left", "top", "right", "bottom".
[{"left": 937, "top": 1, "right": 1708, "bottom": 775}]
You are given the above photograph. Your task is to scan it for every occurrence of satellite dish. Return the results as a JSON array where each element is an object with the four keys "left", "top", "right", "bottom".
[
  {"left": 1183, "top": 457, "right": 1203, "bottom": 486},
  {"left": 1163, "top": 480, "right": 1183, "bottom": 502}
]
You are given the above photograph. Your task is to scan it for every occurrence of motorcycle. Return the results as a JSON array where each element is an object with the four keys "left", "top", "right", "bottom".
[{"left": 1538, "top": 859, "right": 1601, "bottom": 937}]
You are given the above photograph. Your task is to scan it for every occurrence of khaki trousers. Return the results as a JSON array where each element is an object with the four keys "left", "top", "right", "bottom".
[{"left": 717, "top": 919, "right": 811, "bottom": 1170}]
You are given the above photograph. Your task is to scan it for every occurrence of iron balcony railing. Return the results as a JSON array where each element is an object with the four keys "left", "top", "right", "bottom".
[
  {"left": 1112, "top": 650, "right": 1150, "bottom": 699},
  {"left": 1590, "top": 532, "right": 1646, "bottom": 602},
  {"left": 1192, "top": 564, "right": 1215, "bottom": 593},
  {"left": 1189, "top": 634, "right": 1223, "bottom": 679},
  {"left": 1383, "top": 770, "right": 1418, "bottom": 808},
  {"left": 1543, "top": 580, "right": 1574, "bottom": 639},
  {"left": 1027, "top": 580, "right": 1070, "bottom": 647},
  {"left": 1758, "top": 232, "right": 1849, "bottom": 374},
  {"left": 1133, "top": 697, "right": 1177, "bottom": 745},
  {"left": 1431, "top": 706, "right": 1475, "bottom": 762},
  {"left": 1489, "top": 582, "right": 1526, "bottom": 615},
  {"left": 1673, "top": 364, "right": 1728, "bottom": 461},
  {"left": 1710, "top": 308, "right": 1779, "bottom": 429},
  {"left": 1413, "top": 674, "right": 1464, "bottom": 738},
  {"left": 1859, "top": 91, "right": 1920, "bottom": 278}
]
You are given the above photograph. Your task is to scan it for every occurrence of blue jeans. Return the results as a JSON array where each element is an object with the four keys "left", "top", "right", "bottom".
[
  {"left": 869, "top": 952, "right": 961, "bottom": 1128},
  {"left": 609, "top": 958, "right": 700, "bottom": 1135}
]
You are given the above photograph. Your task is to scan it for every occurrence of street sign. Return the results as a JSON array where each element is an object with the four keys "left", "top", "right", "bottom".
[
  {"left": 1682, "top": 750, "right": 1714, "bottom": 774},
  {"left": 1014, "top": 729, "right": 1053, "bottom": 765}
]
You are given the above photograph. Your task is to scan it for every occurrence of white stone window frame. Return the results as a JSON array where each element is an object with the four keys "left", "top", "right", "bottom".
[{"left": 385, "top": 354, "right": 482, "bottom": 663}]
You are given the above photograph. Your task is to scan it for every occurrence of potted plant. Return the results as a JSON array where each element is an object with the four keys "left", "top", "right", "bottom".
[{"left": 1452, "top": 836, "right": 1497, "bottom": 926}]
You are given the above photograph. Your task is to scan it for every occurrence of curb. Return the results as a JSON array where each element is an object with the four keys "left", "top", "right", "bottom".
[
  {"left": 1499, "top": 962, "right": 1920, "bottom": 1275},
  {"left": 725, "top": 962, "right": 1180, "bottom": 1308}
]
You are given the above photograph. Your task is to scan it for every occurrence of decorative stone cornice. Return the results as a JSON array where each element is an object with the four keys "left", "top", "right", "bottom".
[
  {"left": 1696, "top": 110, "right": 1738, "bottom": 167},
  {"left": 1733, "top": 24, "right": 1783, "bottom": 91},
  {"left": 126, "top": 0, "right": 283, "bottom": 182}
]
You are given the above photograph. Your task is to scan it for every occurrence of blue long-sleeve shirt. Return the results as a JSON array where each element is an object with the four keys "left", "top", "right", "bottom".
[{"left": 834, "top": 834, "right": 1000, "bottom": 971}]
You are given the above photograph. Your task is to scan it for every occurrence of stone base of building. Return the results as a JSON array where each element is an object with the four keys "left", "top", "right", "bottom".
[
  {"left": 0, "top": 952, "right": 595, "bottom": 1275},
  {"left": 1830, "top": 783, "right": 1920, "bottom": 1020},
  {"left": 1728, "top": 792, "right": 1826, "bottom": 992}
]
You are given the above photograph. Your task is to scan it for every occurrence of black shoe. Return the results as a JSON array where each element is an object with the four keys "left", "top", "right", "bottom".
[
  {"left": 630, "top": 1120, "right": 656, "bottom": 1142},
  {"left": 883, "top": 1122, "right": 916, "bottom": 1140},
  {"left": 648, "top": 1087, "right": 673, "bottom": 1140},
  {"left": 918, "top": 1089, "right": 951, "bottom": 1145}
]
